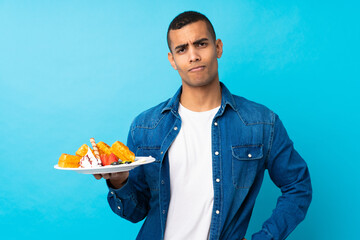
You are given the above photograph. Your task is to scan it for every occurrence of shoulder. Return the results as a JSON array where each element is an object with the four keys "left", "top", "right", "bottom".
[
  {"left": 130, "top": 98, "right": 171, "bottom": 129},
  {"left": 232, "top": 94, "right": 275, "bottom": 125}
]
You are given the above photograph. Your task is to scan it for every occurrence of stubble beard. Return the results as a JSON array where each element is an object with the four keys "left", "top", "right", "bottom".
[{"left": 182, "top": 71, "right": 219, "bottom": 89}]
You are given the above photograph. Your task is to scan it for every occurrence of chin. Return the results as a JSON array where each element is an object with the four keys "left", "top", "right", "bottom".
[{"left": 183, "top": 78, "right": 217, "bottom": 88}]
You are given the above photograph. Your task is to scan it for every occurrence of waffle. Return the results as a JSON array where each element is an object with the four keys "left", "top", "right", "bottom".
[{"left": 111, "top": 141, "right": 135, "bottom": 162}]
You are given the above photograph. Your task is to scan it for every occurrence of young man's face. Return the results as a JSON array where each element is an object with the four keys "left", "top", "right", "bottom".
[{"left": 167, "top": 21, "right": 223, "bottom": 88}]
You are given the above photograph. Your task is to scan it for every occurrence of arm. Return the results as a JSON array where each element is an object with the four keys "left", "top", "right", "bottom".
[
  {"left": 106, "top": 126, "right": 151, "bottom": 223},
  {"left": 252, "top": 114, "right": 312, "bottom": 240}
]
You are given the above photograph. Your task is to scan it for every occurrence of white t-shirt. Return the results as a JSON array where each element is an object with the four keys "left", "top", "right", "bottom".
[{"left": 164, "top": 103, "right": 220, "bottom": 240}]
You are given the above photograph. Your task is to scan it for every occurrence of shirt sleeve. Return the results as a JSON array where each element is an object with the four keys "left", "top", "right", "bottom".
[
  {"left": 106, "top": 125, "right": 151, "bottom": 223},
  {"left": 252, "top": 114, "right": 312, "bottom": 240}
]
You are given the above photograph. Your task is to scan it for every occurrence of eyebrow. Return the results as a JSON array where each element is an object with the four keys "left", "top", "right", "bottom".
[{"left": 174, "top": 38, "right": 209, "bottom": 51}]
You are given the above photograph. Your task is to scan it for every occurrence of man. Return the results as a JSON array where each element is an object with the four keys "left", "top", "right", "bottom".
[{"left": 94, "top": 11, "right": 312, "bottom": 240}]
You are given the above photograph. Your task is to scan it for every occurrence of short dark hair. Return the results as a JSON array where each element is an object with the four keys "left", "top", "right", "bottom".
[{"left": 167, "top": 11, "right": 216, "bottom": 51}]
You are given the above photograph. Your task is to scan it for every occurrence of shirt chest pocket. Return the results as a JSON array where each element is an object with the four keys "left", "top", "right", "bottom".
[
  {"left": 231, "top": 145, "right": 263, "bottom": 189},
  {"left": 136, "top": 146, "right": 161, "bottom": 191}
]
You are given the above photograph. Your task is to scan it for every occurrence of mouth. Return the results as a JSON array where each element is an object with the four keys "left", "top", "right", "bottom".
[{"left": 188, "top": 65, "right": 206, "bottom": 72}]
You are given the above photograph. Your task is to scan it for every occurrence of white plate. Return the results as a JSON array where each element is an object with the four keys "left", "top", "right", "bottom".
[{"left": 54, "top": 156, "right": 155, "bottom": 174}]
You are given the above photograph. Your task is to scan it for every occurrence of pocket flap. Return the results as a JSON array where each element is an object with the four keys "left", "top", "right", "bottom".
[
  {"left": 231, "top": 145, "right": 263, "bottom": 160},
  {"left": 136, "top": 146, "right": 161, "bottom": 162}
]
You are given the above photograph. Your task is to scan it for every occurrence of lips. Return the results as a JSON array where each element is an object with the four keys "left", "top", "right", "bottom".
[{"left": 188, "top": 65, "right": 205, "bottom": 72}]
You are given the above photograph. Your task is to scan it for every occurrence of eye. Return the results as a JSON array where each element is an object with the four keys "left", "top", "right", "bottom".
[
  {"left": 198, "top": 42, "right": 207, "bottom": 47},
  {"left": 177, "top": 48, "right": 185, "bottom": 54}
]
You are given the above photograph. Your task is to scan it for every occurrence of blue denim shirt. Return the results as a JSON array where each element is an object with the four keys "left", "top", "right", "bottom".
[{"left": 107, "top": 82, "right": 312, "bottom": 240}]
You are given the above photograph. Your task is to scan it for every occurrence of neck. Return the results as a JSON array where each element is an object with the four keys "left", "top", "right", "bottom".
[{"left": 180, "top": 80, "right": 222, "bottom": 112}]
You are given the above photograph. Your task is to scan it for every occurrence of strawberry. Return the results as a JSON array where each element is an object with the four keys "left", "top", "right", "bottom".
[
  {"left": 100, "top": 154, "right": 109, "bottom": 166},
  {"left": 108, "top": 153, "right": 119, "bottom": 165},
  {"left": 100, "top": 153, "right": 118, "bottom": 166}
]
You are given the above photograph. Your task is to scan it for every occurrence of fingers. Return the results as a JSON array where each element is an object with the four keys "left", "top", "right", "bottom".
[
  {"left": 102, "top": 173, "right": 111, "bottom": 179},
  {"left": 93, "top": 172, "right": 129, "bottom": 181},
  {"left": 93, "top": 174, "right": 102, "bottom": 180},
  {"left": 92, "top": 173, "right": 115, "bottom": 180}
]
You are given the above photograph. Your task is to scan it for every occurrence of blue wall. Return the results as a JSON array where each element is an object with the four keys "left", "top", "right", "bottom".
[{"left": 0, "top": 1, "right": 359, "bottom": 239}]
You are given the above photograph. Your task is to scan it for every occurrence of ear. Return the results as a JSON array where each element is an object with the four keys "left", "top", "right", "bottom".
[
  {"left": 215, "top": 39, "right": 223, "bottom": 58},
  {"left": 168, "top": 52, "right": 178, "bottom": 70}
]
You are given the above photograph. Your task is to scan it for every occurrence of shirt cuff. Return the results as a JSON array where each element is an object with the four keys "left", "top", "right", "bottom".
[
  {"left": 252, "top": 229, "right": 274, "bottom": 240},
  {"left": 106, "top": 178, "right": 133, "bottom": 200}
]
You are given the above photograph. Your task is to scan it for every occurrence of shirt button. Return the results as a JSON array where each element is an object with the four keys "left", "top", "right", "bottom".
[
  {"left": 174, "top": 126, "right": 178, "bottom": 130},
  {"left": 215, "top": 151, "right": 219, "bottom": 155},
  {"left": 216, "top": 210, "right": 220, "bottom": 214},
  {"left": 248, "top": 153, "right": 252, "bottom": 158},
  {"left": 162, "top": 210, "right": 166, "bottom": 214},
  {"left": 216, "top": 178, "right": 220, "bottom": 182},
  {"left": 161, "top": 151, "right": 163, "bottom": 154},
  {"left": 111, "top": 191, "right": 114, "bottom": 195},
  {"left": 117, "top": 206, "right": 121, "bottom": 210},
  {"left": 161, "top": 180, "right": 165, "bottom": 184},
  {"left": 214, "top": 122, "right": 218, "bottom": 126}
]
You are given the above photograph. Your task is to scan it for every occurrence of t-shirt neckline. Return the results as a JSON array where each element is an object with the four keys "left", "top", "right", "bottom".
[{"left": 179, "top": 103, "right": 220, "bottom": 115}]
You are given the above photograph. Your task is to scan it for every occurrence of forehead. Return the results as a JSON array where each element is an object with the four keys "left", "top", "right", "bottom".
[{"left": 168, "top": 21, "right": 212, "bottom": 48}]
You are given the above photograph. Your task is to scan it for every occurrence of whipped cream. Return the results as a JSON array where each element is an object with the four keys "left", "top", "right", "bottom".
[{"left": 79, "top": 147, "right": 101, "bottom": 168}]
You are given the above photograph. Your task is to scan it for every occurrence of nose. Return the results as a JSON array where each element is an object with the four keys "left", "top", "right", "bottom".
[{"left": 188, "top": 46, "right": 201, "bottom": 63}]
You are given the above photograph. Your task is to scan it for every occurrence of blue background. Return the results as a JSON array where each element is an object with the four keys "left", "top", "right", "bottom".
[{"left": 1, "top": 1, "right": 359, "bottom": 239}]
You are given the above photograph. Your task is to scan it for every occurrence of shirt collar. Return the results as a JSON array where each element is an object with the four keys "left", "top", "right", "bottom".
[{"left": 161, "top": 82, "right": 237, "bottom": 115}]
